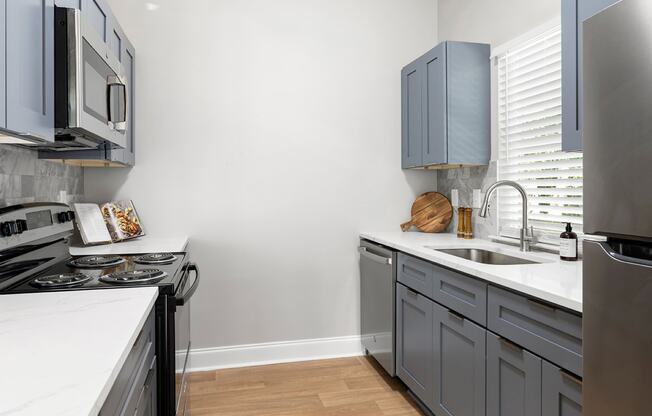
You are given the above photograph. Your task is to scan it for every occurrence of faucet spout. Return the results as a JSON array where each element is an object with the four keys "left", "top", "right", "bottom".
[{"left": 479, "top": 180, "right": 536, "bottom": 252}]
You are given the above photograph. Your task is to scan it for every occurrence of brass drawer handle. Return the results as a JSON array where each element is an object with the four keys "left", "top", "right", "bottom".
[
  {"left": 560, "top": 369, "right": 582, "bottom": 386},
  {"left": 499, "top": 337, "right": 523, "bottom": 353},
  {"left": 526, "top": 298, "right": 556, "bottom": 313}
]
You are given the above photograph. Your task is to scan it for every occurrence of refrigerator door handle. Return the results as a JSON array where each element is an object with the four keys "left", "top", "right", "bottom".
[{"left": 597, "top": 241, "right": 652, "bottom": 268}]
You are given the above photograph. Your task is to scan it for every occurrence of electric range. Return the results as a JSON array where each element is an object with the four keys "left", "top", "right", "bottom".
[{"left": 0, "top": 203, "right": 199, "bottom": 416}]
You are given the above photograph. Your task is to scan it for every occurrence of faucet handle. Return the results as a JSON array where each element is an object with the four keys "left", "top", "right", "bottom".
[{"left": 528, "top": 226, "right": 539, "bottom": 243}]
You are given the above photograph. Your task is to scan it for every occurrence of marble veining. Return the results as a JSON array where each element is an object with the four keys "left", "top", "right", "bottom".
[
  {"left": 437, "top": 162, "right": 498, "bottom": 239},
  {"left": 0, "top": 145, "right": 84, "bottom": 207},
  {"left": 0, "top": 288, "right": 158, "bottom": 416},
  {"left": 360, "top": 231, "right": 582, "bottom": 313}
]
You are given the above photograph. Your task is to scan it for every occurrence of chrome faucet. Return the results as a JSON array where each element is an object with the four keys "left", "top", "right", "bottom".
[{"left": 479, "top": 180, "right": 537, "bottom": 252}]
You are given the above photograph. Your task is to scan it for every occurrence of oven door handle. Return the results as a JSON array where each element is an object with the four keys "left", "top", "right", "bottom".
[{"left": 176, "top": 263, "right": 200, "bottom": 306}]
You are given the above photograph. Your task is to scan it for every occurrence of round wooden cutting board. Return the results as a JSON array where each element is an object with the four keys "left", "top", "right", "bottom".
[{"left": 400, "top": 192, "right": 453, "bottom": 233}]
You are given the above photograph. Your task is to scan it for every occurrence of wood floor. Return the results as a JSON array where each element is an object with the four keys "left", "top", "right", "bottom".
[{"left": 188, "top": 356, "right": 425, "bottom": 416}]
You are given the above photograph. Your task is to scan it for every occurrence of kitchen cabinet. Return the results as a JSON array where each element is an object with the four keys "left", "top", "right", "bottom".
[
  {"left": 542, "top": 361, "right": 582, "bottom": 416},
  {"left": 487, "top": 332, "right": 542, "bottom": 416},
  {"left": 401, "top": 41, "right": 490, "bottom": 169},
  {"left": 1, "top": 0, "right": 55, "bottom": 143},
  {"left": 101, "top": 310, "right": 157, "bottom": 415},
  {"left": 396, "top": 283, "right": 434, "bottom": 406},
  {"left": 40, "top": 0, "right": 136, "bottom": 166},
  {"left": 561, "top": 0, "right": 621, "bottom": 152},
  {"left": 432, "top": 302, "right": 486, "bottom": 416},
  {"left": 393, "top": 252, "right": 583, "bottom": 416}
]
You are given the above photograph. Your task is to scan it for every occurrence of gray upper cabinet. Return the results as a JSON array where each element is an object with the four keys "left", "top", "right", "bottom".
[
  {"left": 432, "top": 302, "right": 486, "bottom": 416},
  {"left": 3, "top": 0, "right": 55, "bottom": 143},
  {"left": 401, "top": 60, "right": 423, "bottom": 168},
  {"left": 401, "top": 41, "right": 490, "bottom": 170},
  {"left": 396, "top": 283, "right": 434, "bottom": 406},
  {"left": 487, "top": 332, "right": 542, "bottom": 416},
  {"left": 542, "top": 361, "right": 582, "bottom": 416},
  {"left": 0, "top": 0, "right": 5, "bottom": 130},
  {"left": 561, "top": 0, "right": 621, "bottom": 152}
]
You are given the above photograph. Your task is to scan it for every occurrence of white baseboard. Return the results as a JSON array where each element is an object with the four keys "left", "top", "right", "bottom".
[{"left": 187, "top": 335, "right": 364, "bottom": 372}]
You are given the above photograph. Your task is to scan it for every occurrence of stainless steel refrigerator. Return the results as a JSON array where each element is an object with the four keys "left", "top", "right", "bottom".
[{"left": 583, "top": 0, "right": 652, "bottom": 414}]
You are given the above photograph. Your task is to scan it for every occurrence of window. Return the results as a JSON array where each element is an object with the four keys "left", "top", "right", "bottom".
[{"left": 496, "top": 26, "right": 583, "bottom": 241}]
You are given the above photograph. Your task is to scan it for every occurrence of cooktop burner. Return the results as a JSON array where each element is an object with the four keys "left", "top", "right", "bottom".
[
  {"left": 31, "top": 273, "right": 92, "bottom": 288},
  {"left": 68, "top": 255, "right": 126, "bottom": 268},
  {"left": 99, "top": 269, "right": 167, "bottom": 285},
  {"left": 134, "top": 253, "right": 177, "bottom": 265}
]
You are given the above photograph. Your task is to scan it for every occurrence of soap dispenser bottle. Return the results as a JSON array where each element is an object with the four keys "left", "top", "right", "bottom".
[{"left": 559, "top": 222, "right": 578, "bottom": 261}]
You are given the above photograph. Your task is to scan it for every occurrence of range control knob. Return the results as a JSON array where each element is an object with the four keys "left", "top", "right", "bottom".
[
  {"left": 1, "top": 221, "right": 16, "bottom": 237},
  {"left": 57, "top": 212, "right": 68, "bottom": 223},
  {"left": 15, "top": 219, "right": 27, "bottom": 234},
  {"left": 67, "top": 211, "right": 76, "bottom": 221}
]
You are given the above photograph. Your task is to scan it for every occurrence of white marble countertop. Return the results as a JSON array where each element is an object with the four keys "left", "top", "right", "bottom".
[
  {"left": 360, "top": 232, "right": 582, "bottom": 313},
  {"left": 69, "top": 235, "right": 189, "bottom": 256},
  {"left": 0, "top": 288, "right": 159, "bottom": 416}
]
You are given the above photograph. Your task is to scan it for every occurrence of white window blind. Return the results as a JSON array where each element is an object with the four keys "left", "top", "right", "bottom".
[{"left": 497, "top": 27, "right": 583, "bottom": 240}]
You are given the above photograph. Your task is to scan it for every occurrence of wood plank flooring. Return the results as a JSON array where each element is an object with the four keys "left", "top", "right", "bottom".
[{"left": 188, "top": 356, "right": 425, "bottom": 416}]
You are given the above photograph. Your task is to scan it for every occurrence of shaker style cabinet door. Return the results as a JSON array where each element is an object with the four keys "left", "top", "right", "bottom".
[
  {"left": 432, "top": 303, "right": 486, "bottom": 416},
  {"left": 5, "top": 0, "right": 55, "bottom": 142},
  {"left": 422, "top": 43, "right": 447, "bottom": 166},
  {"left": 396, "top": 283, "right": 434, "bottom": 406},
  {"left": 0, "top": 0, "right": 5, "bottom": 129},
  {"left": 542, "top": 361, "right": 582, "bottom": 416},
  {"left": 486, "top": 332, "right": 542, "bottom": 416},
  {"left": 561, "top": 0, "right": 621, "bottom": 152},
  {"left": 401, "top": 59, "right": 424, "bottom": 168}
]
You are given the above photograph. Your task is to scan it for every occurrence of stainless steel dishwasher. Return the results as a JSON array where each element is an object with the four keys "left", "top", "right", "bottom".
[{"left": 359, "top": 239, "right": 397, "bottom": 376}]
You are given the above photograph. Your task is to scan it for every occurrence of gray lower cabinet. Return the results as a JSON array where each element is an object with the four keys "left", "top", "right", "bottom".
[
  {"left": 542, "top": 361, "right": 582, "bottom": 416},
  {"left": 2, "top": 0, "right": 55, "bottom": 143},
  {"left": 487, "top": 332, "right": 542, "bottom": 416},
  {"left": 100, "top": 310, "right": 156, "bottom": 416},
  {"left": 561, "top": 0, "right": 621, "bottom": 152},
  {"left": 432, "top": 303, "right": 486, "bottom": 416},
  {"left": 401, "top": 41, "right": 490, "bottom": 169},
  {"left": 396, "top": 282, "right": 434, "bottom": 405}
]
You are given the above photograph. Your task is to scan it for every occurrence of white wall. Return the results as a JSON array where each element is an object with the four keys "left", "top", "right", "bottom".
[
  {"left": 86, "top": 0, "right": 438, "bottom": 351},
  {"left": 438, "top": 0, "right": 559, "bottom": 47}
]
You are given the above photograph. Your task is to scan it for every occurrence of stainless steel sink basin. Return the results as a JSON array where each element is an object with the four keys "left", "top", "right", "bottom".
[{"left": 434, "top": 248, "right": 541, "bottom": 265}]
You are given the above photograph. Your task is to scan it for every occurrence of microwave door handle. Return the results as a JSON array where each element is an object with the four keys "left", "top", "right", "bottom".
[
  {"left": 176, "top": 263, "right": 200, "bottom": 306},
  {"left": 107, "top": 76, "right": 127, "bottom": 132}
]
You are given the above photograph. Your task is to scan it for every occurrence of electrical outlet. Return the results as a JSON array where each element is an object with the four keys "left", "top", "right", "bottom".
[
  {"left": 58, "top": 190, "right": 68, "bottom": 204},
  {"left": 451, "top": 189, "right": 459, "bottom": 207},
  {"left": 472, "top": 189, "right": 483, "bottom": 209}
]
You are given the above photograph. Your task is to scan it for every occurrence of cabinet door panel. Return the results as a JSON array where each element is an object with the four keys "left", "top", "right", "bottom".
[
  {"left": 422, "top": 44, "right": 447, "bottom": 165},
  {"left": 433, "top": 303, "right": 486, "bottom": 416},
  {"left": 0, "top": 0, "right": 5, "bottom": 128},
  {"left": 561, "top": 0, "right": 580, "bottom": 152},
  {"left": 6, "top": 0, "right": 55, "bottom": 141},
  {"left": 401, "top": 60, "right": 423, "bottom": 168},
  {"left": 396, "top": 283, "right": 433, "bottom": 405},
  {"left": 562, "top": 0, "right": 621, "bottom": 152},
  {"left": 487, "top": 332, "right": 542, "bottom": 416},
  {"left": 82, "top": 0, "right": 108, "bottom": 42},
  {"left": 542, "top": 361, "right": 582, "bottom": 416}
]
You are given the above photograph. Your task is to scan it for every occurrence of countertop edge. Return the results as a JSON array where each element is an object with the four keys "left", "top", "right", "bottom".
[
  {"left": 360, "top": 232, "right": 582, "bottom": 314},
  {"left": 90, "top": 288, "right": 158, "bottom": 415}
]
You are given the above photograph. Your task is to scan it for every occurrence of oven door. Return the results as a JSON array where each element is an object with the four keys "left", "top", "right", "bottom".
[
  {"left": 56, "top": 7, "right": 128, "bottom": 149},
  {"left": 174, "top": 263, "right": 200, "bottom": 416}
]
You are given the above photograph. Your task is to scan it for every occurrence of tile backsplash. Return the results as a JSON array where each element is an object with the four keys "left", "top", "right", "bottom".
[
  {"left": 0, "top": 145, "right": 83, "bottom": 207},
  {"left": 437, "top": 161, "right": 498, "bottom": 239}
]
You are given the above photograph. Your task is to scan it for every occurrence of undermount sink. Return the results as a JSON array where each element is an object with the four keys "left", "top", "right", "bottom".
[{"left": 433, "top": 248, "right": 541, "bottom": 265}]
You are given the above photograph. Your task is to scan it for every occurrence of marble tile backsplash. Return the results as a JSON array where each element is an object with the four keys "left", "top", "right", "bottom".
[
  {"left": 437, "top": 161, "right": 498, "bottom": 239},
  {"left": 0, "top": 145, "right": 83, "bottom": 207}
]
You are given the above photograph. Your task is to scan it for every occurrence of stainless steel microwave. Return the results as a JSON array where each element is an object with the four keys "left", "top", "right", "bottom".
[{"left": 54, "top": 7, "right": 128, "bottom": 149}]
